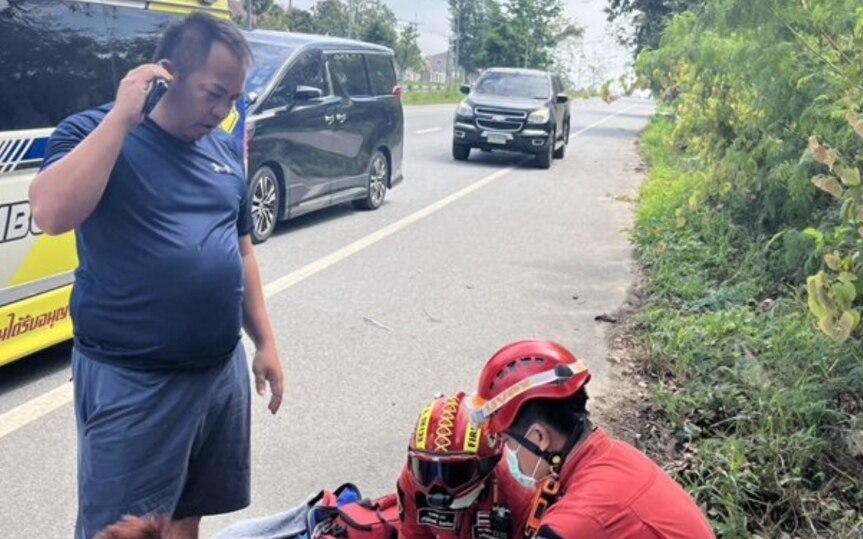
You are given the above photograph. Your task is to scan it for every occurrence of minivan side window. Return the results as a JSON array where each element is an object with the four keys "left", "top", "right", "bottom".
[
  {"left": 266, "top": 50, "right": 328, "bottom": 109},
  {"left": 329, "top": 53, "right": 370, "bottom": 97},
  {"left": 365, "top": 54, "right": 397, "bottom": 96}
]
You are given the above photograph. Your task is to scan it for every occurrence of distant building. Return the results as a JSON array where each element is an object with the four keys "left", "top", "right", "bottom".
[{"left": 424, "top": 51, "right": 449, "bottom": 84}]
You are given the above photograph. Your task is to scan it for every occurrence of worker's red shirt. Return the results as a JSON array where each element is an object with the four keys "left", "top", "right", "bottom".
[
  {"left": 535, "top": 429, "right": 716, "bottom": 539},
  {"left": 397, "top": 464, "right": 533, "bottom": 539}
]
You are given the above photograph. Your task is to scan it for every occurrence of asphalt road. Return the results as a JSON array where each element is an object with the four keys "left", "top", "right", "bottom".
[{"left": 0, "top": 97, "right": 654, "bottom": 538}]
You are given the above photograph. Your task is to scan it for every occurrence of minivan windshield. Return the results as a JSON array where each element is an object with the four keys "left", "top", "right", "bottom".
[
  {"left": 246, "top": 42, "right": 296, "bottom": 97},
  {"left": 474, "top": 72, "right": 550, "bottom": 100}
]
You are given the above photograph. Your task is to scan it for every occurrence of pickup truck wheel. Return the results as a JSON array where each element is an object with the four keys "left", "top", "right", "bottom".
[
  {"left": 453, "top": 141, "right": 471, "bottom": 161},
  {"left": 554, "top": 122, "right": 568, "bottom": 159},
  {"left": 536, "top": 129, "right": 554, "bottom": 170}
]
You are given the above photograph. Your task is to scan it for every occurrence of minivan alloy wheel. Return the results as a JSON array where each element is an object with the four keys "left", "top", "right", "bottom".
[
  {"left": 370, "top": 154, "right": 387, "bottom": 206},
  {"left": 355, "top": 151, "right": 389, "bottom": 210},
  {"left": 251, "top": 166, "right": 280, "bottom": 243}
]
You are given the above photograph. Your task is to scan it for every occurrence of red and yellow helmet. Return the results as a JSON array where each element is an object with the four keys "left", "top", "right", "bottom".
[
  {"left": 468, "top": 340, "right": 591, "bottom": 435},
  {"left": 407, "top": 393, "right": 501, "bottom": 498}
]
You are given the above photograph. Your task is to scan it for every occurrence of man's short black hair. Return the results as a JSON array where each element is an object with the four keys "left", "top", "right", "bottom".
[
  {"left": 510, "top": 389, "right": 589, "bottom": 437},
  {"left": 153, "top": 12, "right": 252, "bottom": 77}
]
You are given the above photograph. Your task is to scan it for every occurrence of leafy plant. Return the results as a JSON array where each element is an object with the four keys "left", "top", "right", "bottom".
[{"left": 807, "top": 122, "right": 863, "bottom": 341}]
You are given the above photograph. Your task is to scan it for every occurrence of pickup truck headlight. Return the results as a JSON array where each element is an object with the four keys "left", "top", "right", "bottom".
[
  {"left": 456, "top": 101, "right": 474, "bottom": 118},
  {"left": 528, "top": 107, "right": 550, "bottom": 124}
]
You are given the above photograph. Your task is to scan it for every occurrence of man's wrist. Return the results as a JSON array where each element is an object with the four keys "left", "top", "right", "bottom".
[
  {"left": 104, "top": 108, "right": 136, "bottom": 134},
  {"left": 251, "top": 335, "right": 277, "bottom": 354}
]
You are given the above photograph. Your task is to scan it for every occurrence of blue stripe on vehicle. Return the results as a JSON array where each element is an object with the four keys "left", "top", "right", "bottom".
[
  {"left": 0, "top": 136, "right": 49, "bottom": 167},
  {"left": 23, "top": 137, "right": 49, "bottom": 161}
]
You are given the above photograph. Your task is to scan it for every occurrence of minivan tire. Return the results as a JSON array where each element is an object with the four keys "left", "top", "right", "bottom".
[
  {"left": 453, "top": 141, "right": 471, "bottom": 161},
  {"left": 250, "top": 165, "right": 281, "bottom": 244},
  {"left": 354, "top": 150, "right": 389, "bottom": 210}
]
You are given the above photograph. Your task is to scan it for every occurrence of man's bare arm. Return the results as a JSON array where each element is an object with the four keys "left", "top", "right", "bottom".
[
  {"left": 29, "top": 64, "right": 173, "bottom": 235},
  {"left": 240, "top": 235, "right": 284, "bottom": 414}
]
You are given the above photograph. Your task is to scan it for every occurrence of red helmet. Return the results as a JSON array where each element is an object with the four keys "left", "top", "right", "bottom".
[
  {"left": 407, "top": 393, "right": 501, "bottom": 499},
  {"left": 469, "top": 340, "right": 590, "bottom": 435}
]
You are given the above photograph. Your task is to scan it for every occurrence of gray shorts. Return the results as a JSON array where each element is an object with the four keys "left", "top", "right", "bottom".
[{"left": 72, "top": 345, "right": 251, "bottom": 539}]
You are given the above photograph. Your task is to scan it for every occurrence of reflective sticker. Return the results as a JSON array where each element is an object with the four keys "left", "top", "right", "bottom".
[
  {"left": 415, "top": 402, "right": 434, "bottom": 451},
  {"left": 464, "top": 422, "right": 480, "bottom": 453}
]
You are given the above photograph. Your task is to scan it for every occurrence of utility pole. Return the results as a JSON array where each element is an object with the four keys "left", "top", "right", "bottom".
[
  {"left": 454, "top": 0, "right": 461, "bottom": 85},
  {"left": 445, "top": 37, "right": 451, "bottom": 88},
  {"left": 348, "top": 0, "right": 355, "bottom": 39},
  {"left": 246, "top": 0, "right": 252, "bottom": 30}
]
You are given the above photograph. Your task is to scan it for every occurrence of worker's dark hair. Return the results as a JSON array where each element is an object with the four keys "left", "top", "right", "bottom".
[
  {"left": 153, "top": 12, "right": 252, "bottom": 77},
  {"left": 510, "top": 388, "right": 589, "bottom": 437}
]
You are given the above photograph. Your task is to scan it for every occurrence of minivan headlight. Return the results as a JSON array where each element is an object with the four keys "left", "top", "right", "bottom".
[
  {"left": 457, "top": 101, "right": 474, "bottom": 118},
  {"left": 528, "top": 107, "right": 550, "bottom": 124}
]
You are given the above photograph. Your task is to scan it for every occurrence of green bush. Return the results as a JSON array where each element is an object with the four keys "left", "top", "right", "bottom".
[
  {"left": 637, "top": 0, "right": 863, "bottom": 340},
  {"left": 634, "top": 117, "right": 863, "bottom": 537},
  {"left": 401, "top": 91, "right": 464, "bottom": 106}
]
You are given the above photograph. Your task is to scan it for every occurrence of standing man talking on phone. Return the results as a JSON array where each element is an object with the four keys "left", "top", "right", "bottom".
[{"left": 29, "top": 13, "right": 284, "bottom": 539}]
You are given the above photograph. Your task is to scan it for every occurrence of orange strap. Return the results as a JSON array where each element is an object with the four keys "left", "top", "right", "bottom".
[{"left": 524, "top": 476, "right": 562, "bottom": 537}]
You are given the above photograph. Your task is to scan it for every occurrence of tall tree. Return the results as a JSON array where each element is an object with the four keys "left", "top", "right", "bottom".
[
  {"left": 256, "top": 2, "right": 290, "bottom": 31},
  {"left": 395, "top": 23, "right": 424, "bottom": 78},
  {"left": 253, "top": 0, "right": 317, "bottom": 33},
  {"left": 354, "top": 0, "right": 398, "bottom": 48},
  {"left": 449, "top": 0, "right": 489, "bottom": 75},
  {"left": 286, "top": 7, "right": 316, "bottom": 33},
  {"left": 478, "top": 0, "right": 520, "bottom": 68},
  {"left": 251, "top": 0, "right": 276, "bottom": 19},
  {"left": 504, "top": 0, "right": 581, "bottom": 69},
  {"left": 605, "top": 0, "right": 707, "bottom": 55},
  {"left": 310, "top": 0, "right": 350, "bottom": 36}
]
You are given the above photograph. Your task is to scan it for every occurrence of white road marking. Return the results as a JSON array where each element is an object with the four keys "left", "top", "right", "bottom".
[
  {"left": 0, "top": 103, "right": 646, "bottom": 440},
  {"left": 263, "top": 165, "right": 518, "bottom": 298},
  {"left": 0, "top": 384, "right": 73, "bottom": 438},
  {"left": 415, "top": 127, "right": 443, "bottom": 135}
]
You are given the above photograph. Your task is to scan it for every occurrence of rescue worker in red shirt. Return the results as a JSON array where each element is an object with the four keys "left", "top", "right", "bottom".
[
  {"left": 467, "top": 340, "right": 716, "bottom": 539},
  {"left": 397, "top": 393, "right": 533, "bottom": 539}
]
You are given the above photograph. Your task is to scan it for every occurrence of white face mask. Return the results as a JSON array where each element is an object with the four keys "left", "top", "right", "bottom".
[
  {"left": 505, "top": 429, "right": 544, "bottom": 489},
  {"left": 448, "top": 482, "right": 485, "bottom": 510}
]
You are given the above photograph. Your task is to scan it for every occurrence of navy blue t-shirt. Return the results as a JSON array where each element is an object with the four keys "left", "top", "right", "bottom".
[{"left": 42, "top": 104, "right": 253, "bottom": 369}]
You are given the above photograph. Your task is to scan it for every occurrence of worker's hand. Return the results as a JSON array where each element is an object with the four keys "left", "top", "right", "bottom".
[
  {"left": 252, "top": 345, "right": 285, "bottom": 414},
  {"left": 108, "top": 63, "right": 174, "bottom": 131}
]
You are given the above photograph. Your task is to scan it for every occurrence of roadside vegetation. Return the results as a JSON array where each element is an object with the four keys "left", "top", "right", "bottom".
[
  {"left": 401, "top": 88, "right": 464, "bottom": 106},
  {"left": 624, "top": 1, "right": 863, "bottom": 536}
]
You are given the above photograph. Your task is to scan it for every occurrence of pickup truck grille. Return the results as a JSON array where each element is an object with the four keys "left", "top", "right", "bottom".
[
  {"left": 477, "top": 119, "right": 523, "bottom": 132},
  {"left": 475, "top": 107, "right": 528, "bottom": 132}
]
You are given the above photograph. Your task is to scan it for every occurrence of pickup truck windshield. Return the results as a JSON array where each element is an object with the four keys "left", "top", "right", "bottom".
[{"left": 474, "top": 73, "right": 550, "bottom": 100}]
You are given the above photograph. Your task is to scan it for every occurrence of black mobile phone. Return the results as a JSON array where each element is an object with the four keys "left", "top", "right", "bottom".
[{"left": 142, "top": 79, "right": 168, "bottom": 116}]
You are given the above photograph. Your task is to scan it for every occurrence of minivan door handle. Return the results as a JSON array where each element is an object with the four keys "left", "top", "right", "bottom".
[
  {"left": 324, "top": 114, "right": 336, "bottom": 125},
  {"left": 335, "top": 113, "right": 347, "bottom": 124}
]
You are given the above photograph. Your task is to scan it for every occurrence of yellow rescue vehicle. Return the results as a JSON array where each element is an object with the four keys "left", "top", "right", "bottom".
[{"left": 0, "top": 0, "right": 236, "bottom": 366}]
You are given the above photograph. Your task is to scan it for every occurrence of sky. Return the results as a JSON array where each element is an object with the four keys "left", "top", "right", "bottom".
[{"left": 281, "top": 0, "right": 634, "bottom": 81}]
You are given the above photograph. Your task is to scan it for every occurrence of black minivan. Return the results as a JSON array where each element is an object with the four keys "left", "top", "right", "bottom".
[{"left": 243, "top": 30, "right": 405, "bottom": 243}]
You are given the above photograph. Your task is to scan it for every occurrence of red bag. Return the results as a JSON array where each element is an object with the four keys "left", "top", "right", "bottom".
[{"left": 311, "top": 494, "right": 400, "bottom": 539}]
